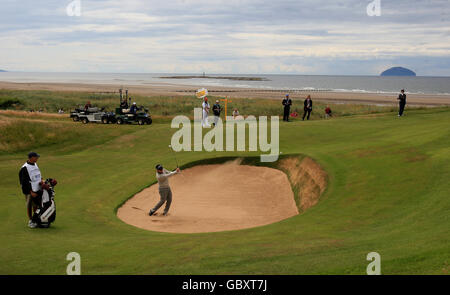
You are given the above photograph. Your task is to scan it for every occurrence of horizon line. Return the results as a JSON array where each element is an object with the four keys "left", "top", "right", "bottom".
[{"left": 1, "top": 70, "right": 450, "bottom": 78}]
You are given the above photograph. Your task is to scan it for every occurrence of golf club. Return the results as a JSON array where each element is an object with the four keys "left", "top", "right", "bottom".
[{"left": 168, "top": 144, "right": 179, "bottom": 168}]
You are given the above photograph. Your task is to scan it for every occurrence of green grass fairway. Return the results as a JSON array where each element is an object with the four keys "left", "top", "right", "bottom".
[{"left": 0, "top": 105, "right": 449, "bottom": 274}]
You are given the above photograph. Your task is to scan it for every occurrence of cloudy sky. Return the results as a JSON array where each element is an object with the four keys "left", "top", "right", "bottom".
[{"left": 1, "top": 0, "right": 449, "bottom": 75}]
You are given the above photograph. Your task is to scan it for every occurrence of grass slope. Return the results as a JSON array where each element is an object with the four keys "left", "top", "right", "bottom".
[{"left": 0, "top": 105, "right": 448, "bottom": 274}]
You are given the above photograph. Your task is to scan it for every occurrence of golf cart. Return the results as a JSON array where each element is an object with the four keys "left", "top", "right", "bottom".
[
  {"left": 71, "top": 107, "right": 116, "bottom": 124},
  {"left": 70, "top": 107, "right": 85, "bottom": 122},
  {"left": 115, "top": 106, "right": 152, "bottom": 125},
  {"left": 114, "top": 89, "right": 152, "bottom": 125}
]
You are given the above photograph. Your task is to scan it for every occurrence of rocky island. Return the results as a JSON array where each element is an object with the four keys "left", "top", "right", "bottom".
[{"left": 380, "top": 67, "right": 416, "bottom": 76}]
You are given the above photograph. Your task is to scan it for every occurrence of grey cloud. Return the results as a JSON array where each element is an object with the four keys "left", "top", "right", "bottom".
[{"left": 0, "top": 0, "right": 448, "bottom": 74}]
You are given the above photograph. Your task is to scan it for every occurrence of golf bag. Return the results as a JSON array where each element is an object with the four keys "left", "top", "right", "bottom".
[{"left": 31, "top": 178, "right": 57, "bottom": 228}]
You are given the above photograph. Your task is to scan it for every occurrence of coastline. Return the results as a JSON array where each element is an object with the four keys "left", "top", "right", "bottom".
[{"left": 1, "top": 81, "right": 450, "bottom": 106}]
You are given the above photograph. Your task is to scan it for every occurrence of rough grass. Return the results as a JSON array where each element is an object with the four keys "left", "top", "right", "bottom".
[
  {"left": 0, "top": 89, "right": 404, "bottom": 120},
  {"left": 0, "top": 113, "right": 135, "bottom": 155}
]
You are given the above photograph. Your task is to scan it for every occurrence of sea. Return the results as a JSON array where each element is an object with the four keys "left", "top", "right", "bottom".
[{"left": 1, "top": 72, "right": 450, "bottom": 95}]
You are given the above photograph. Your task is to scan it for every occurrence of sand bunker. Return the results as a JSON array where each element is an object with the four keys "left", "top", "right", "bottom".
[
  {"left": 279, "top": 157, "right": 327, "bottom": 212},
  {"left": 117, "top": 160, "right": 299, "bottom": 233}
]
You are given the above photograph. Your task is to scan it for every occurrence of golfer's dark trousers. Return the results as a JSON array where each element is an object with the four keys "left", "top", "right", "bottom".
[
  {"left": 399, "top": 102, "right": 406, "bottom": 116},
  {"left": 283, "top": 106, "right": 290, "bottom": 121},
  {"left": 213, "top": 112, "right": 220, "bottom": 125},
  {"left": 303, "top": 108, "right": 312, "bottom": 120},
  {"left": 152, "top": 187, "right": 172, "bottom": 214}
]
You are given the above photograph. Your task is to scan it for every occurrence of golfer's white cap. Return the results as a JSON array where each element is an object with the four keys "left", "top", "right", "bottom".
[
  {"left": 216, "top": 100, "right": 219, "bottom": 103},
  {"left": 133, "top": 102, "right": 136, "bottom": 104}
]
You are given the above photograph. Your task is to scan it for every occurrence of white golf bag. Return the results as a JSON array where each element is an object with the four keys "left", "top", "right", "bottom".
[{"left": 32, "top": 178, "right": 57, "bottom": 228}]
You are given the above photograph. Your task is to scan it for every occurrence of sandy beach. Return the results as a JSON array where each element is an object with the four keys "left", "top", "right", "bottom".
[{"left": 1, "top": 81, "right": 450, "bottom": 106}]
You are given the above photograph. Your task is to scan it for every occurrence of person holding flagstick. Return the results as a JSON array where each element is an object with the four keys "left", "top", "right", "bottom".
[{"left": 202, "top": 96, "right": 211, "bottom": 128}]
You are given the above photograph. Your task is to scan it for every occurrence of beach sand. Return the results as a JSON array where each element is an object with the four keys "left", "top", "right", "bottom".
[{"left": 1, "top": 81, "right": 449, "bottom": 106}]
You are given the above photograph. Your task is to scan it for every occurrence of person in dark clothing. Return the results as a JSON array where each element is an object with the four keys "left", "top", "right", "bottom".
[
  {"left": 84, "top": 101, "right": 92, "bottom": 111},
  {"left": 120, "top": 99, "right": 129, "bottom": 109},
  {"left": 282, "top": 94, "right": 292, "bottom": 122},
  {"left": 325, "top": 105, "right": 332, "bottom": 118},
  {"left": 130, "top": 102, "right": 138, "bottom": 114},
  {"left": 19, "top": 152, "right": 43, "bottom": 228},
  {"left": 303, "top": 95, "right": 313, "bottom": 120},
  {"left": 212, "top": 100, "right": 222, "bottom": 126},
  {"left": 398, "top": 89, "right": 406, "bottom": 117}
]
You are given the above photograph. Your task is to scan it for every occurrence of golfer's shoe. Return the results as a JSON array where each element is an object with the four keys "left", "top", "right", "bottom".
[
  {"left": 149, "top": 210, "right": 155, "bottom": 216},
  {"left": 163, "top": 212, "right": 168, "bottom": 216},
  {"left": 28, "top": 220, "right": 37, "bottom": 228}
]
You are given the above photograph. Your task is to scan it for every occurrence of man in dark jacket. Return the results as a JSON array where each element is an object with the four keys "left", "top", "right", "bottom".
[
  {"left": 120, "top": 99, "right": 129, "bottom": 109},
  {"left": 303, "top": 95, "right": 313, "bottom": 120},
  {"left": 19, "top": 152, "right": 42, "bottom": 228},
  {"left": 212, "top": 100, "right": 222, "bottom": 126},
  {"left": 282, "top": 94, "right": 292, "bottom": 122},
  {"left": 398, "top": 89, "right": 406, "bottom": 117},
  {"left": 130, "top": 102, "right": 138, "bottom": 114}
]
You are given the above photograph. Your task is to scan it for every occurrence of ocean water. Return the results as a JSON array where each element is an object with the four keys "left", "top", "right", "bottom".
[{"left": 1, "top": 72, "right": 450, "bottom": 95}]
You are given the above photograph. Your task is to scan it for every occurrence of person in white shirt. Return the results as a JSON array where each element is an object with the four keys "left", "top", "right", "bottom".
[
  {"left": 18, "top": 152, "right": 43, "bottom": 228},
  {"left": 202, "top": 97, "right": 211, "bottom": 127},
  {"left": 149, "top": 164, "right": 180, "bottom": 216}
]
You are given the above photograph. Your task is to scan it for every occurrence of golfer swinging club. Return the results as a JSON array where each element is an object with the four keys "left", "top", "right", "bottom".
[{"left": 149, "top": 164, "right": 180, "bottom": 216}]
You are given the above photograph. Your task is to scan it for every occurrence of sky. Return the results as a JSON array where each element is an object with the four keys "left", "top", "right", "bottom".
[{"left": 1, "top": 0, "right": 449, "bottom": 75}]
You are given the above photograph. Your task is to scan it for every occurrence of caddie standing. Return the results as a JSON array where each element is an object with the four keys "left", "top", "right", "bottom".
[
  {"left": 149, "top": 164, "right": 181, "bottom": 216},
  {"left": 19, "top": 152, "right": 42, "bottom": 228}
]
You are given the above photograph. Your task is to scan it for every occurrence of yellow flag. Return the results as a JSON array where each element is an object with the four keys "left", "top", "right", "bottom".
[{"left": 196, "top": 88, "right": 208, "bottom": 99}]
